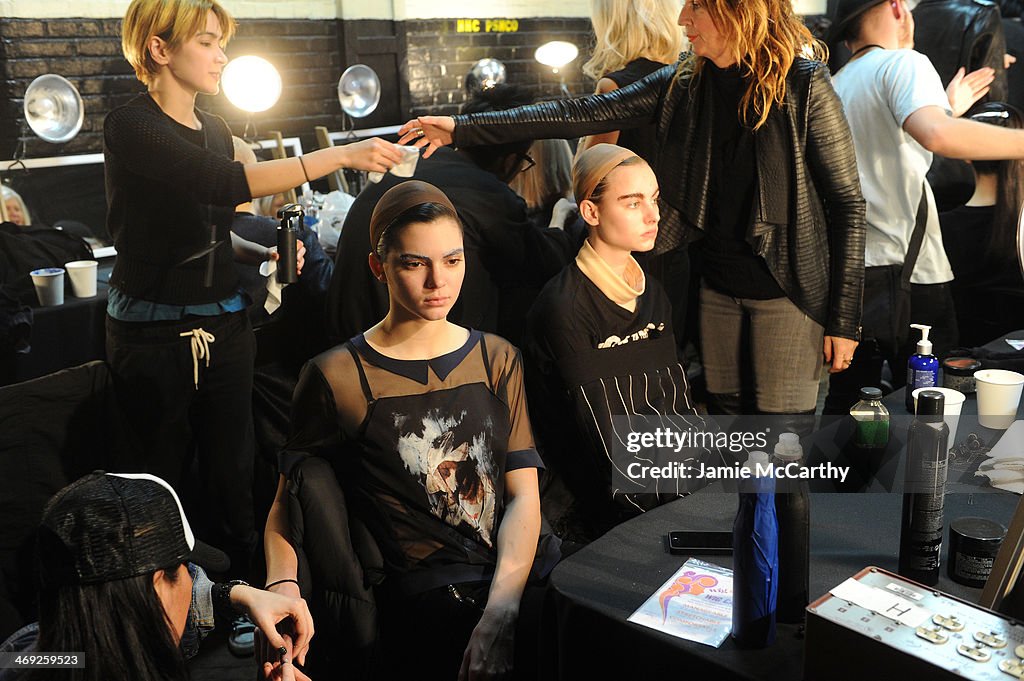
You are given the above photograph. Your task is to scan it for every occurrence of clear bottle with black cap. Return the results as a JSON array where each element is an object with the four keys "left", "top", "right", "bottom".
[
  {"left": 899, "top": 390, "right": 949, "bottom": 586},
  {"left": 850, "top": 387, "right": 889, "bottom": 449}
]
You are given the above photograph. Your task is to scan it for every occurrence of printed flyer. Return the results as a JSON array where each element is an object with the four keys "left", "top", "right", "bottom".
[{"left": 627, "top": 558, "right": 733, "bottom": 647}]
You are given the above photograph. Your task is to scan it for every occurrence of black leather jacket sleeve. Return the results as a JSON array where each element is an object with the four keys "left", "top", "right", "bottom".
[
  {"left": 453, "top": 60, "right": 866, "bottom": 341},
  {"left": 805, "top": 67, "right": 866, "bottom": 340},
  {"left": 452, "top": 66, "right": 674, "bottom": 146}
]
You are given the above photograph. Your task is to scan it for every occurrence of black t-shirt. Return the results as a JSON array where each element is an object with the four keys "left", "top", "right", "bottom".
[
  {"left": 699, "top": 64, "right": 785, "bottom": 300},
  {"left": 604, "top": 58, "right": 667, "bottom": 164},
  {"left": 523, "top": 264, "right": 711, "bottom": 540}
]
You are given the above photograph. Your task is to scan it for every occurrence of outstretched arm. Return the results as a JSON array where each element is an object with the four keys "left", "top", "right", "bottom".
[
  {"left": 399, "top": 64, "right": 676, "bottom": 157},
  {"left": 904, "top": 105, "right": 1024, "bottom": 158},
  {"left": 244, "top": 138, "right": 403, "bottom": 198}
]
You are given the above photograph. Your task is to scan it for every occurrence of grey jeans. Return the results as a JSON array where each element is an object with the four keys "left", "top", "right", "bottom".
[{"left": 700, "top": 285, "right": 824, "bottom": 413}]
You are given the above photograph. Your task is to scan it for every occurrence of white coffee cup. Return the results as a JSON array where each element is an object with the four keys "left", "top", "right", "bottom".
[
  {"left": 975, "top": 369, "right": 1024, "bottom": 430},
  {"left": 912, "top": 387, "right": 966, "bottom": 443},
  {"left": 65, "top": 260, "right": 98, "bottom": 297},
  {"left": 30, "top": 267, "right": 65, "bottom": 306}
]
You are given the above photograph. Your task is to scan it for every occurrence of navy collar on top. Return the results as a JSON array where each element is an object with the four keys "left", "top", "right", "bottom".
[{"left": 350, "top": 328, "right": 482, "bottom": 385}]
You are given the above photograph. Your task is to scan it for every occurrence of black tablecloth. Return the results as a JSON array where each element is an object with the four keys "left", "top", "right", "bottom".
[
  {"left": 6, "top": 267, "right": 111, "bottom": 386},
  {"left": 548, "top": 490, "right": 1020, "bottom": 680}
]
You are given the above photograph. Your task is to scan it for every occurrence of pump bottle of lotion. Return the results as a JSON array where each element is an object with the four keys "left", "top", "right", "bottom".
[{"left": 905, "top": 323, "right": 939, "bottom": 412}]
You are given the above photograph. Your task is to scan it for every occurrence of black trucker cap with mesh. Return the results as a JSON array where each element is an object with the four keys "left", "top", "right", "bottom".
[{"left": 36, "top": 472, "right": 229, "bottom": 587}]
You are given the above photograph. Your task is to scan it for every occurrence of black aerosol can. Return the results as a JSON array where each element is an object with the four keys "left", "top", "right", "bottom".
[
  {"left": 276, "top": 203, "right": 302, "bottom": 284},
  {"left": 899, "top": 390, "right": 949, "bottom": 586}
]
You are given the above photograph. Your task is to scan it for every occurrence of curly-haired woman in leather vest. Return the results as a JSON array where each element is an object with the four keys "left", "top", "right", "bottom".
[{"left": 400, "top": 0, "right": 866, "bottom": 420}]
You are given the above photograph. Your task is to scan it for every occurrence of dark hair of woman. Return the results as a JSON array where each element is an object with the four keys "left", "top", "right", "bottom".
[
  {"left": 23, "top": 562, "right": 188, "bottom": 681},
  {"left": 458, "top": 84, "right": 535, "bottom": 172},
  {"left": 970, "top": 102, "right": 1024, "bottom": 273},
  {"left": 375, "top": 201, "right": 461, "bottom": 258}
]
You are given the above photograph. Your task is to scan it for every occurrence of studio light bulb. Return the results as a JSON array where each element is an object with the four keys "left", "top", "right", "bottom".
[
  {"left": 534, "top": 41, "right": 579, "bottom": 69},
  {"left": 222, "top": 56, "right": 282, "bottom": 113}
]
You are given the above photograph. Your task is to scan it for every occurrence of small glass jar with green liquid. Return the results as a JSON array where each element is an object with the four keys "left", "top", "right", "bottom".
[{"left": 850, "top": 386, "right": 890, "bottom": 448}]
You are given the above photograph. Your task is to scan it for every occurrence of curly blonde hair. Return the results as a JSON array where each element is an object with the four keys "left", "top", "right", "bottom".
[
  {"left": 678, "top": 0, "right": 827, "bottom": 130},
  {"left": 122, "top": 0, "right": 235, "bottom": 85},
  {"left": 583, "top": 0, "right": 685, "bottom": 80}
]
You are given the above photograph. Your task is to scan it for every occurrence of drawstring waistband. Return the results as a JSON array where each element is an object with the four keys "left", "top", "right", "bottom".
[{"left": 180, "top": 328, "right": 216, "bottom": 389}]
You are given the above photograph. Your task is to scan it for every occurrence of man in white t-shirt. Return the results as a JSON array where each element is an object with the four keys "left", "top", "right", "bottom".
[{"left": 824, "top": 0, "right": 1024, "bottom": 414}]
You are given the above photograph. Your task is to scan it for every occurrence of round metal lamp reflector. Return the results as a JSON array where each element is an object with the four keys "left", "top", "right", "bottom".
[
  {"left": 24, "top": 74, "right": 84, "bottom": 144},
  {"left": 338, "top": 64, "right": 381, "bottom": 119}
]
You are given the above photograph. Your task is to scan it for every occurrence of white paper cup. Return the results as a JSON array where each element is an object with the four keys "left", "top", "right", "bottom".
[
  {"left": 976, "top": 370, "right": 1024, "bottom": 430},
  {"left": 912, "top": 387, "right": 966, "bottom": 442},
  {"left": 367, "top": 145, "right": 421, "bottom": 183},
  {"left": 64, "top": 260, "right": 98, "bottom": 297},
  {"left": 30, "top": 267, "right": 65, "bottom": 306}
]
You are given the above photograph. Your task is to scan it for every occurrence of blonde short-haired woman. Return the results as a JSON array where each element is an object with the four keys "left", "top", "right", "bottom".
[{"left": 105, "top": 0, "right": 402, "bottom": 606}]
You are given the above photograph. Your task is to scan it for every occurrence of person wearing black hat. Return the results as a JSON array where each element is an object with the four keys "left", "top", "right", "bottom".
[
  {"left": 823, "top": 0, "right": 1024, "bottom": 414},
  {"left": 0, "top": 472, "right": 313, "bottom": 681}
]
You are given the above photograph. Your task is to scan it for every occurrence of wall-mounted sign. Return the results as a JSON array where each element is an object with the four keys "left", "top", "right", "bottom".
[{"left": 456, "top": 19, "right": 519, "bottom": 33}]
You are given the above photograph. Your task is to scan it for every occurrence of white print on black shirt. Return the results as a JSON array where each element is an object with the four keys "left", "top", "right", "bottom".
[
  {"left": 395, "top": 411, "right": 498, "bottom": 547},
  {"left": 597, "top": 322, "right": 666, "bottom": 349}
]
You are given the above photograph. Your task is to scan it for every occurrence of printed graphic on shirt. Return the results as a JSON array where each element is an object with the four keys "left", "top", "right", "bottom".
[
  {"left": 597, "top": 322, "right": 666, "bottom": 349},
  {"left": 395, "top": 410, "right": 498, "bottom": 547}
]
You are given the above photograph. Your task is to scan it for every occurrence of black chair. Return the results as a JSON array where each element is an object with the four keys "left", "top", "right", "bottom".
[
  {"left": 0, "top": 361, "right": 130, "bottom": 641},
  {"left": 286, "top": 456, "right": 384, "bottom": 680}
]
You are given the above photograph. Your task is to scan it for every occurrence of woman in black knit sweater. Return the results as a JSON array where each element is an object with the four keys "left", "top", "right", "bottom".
[{"left": 104, "top": 0, "right": 402, "bottom": 582}]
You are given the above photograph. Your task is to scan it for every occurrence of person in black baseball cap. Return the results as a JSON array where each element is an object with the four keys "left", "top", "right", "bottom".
[
  {"left": 829, "top": 0, "right": 890, "bottom": 42},
  {"left": 36, "top": 472, "right": 230, "bottom": 589},
  {"left": 3, "top": 472, "right": 312, "bottom": 681}
]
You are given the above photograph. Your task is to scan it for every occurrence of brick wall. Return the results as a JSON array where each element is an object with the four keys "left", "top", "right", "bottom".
[
  {"left": 406, "top": 17, "right": 594, "bottom": 115},
  {"left": 0, "top": 16, "right": 596, "bottom": 158},
  {"left": 0, "top": 17, "right": 355, "bottom": 159},
  {"left": 0, "top": 18, "right": 130, "bottom": 157}
]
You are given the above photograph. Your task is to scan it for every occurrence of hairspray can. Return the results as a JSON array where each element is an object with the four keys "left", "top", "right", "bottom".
[
  {"left": 898, "top": 390, "right": 949, "bottom": 585},
  {"left": 276, "top": 203, "right": 302, "bottom": 284}
]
